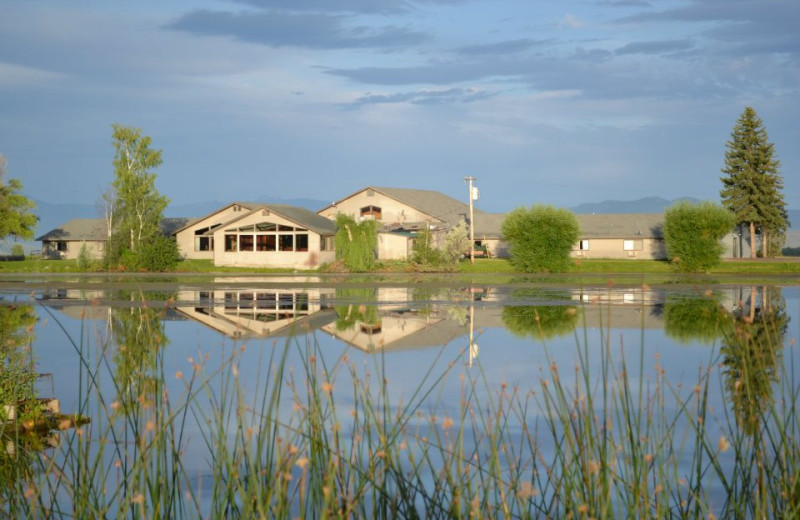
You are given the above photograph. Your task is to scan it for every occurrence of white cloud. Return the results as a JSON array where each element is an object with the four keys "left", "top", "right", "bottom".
[
  {"left": 557, "top": 14, "right": 585, "bottom": 29},
  {"left": 0, "top": 61, "right": 64, "bottom": 88}
]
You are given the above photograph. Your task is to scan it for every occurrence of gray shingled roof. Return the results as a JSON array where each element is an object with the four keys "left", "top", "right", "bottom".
[
  {"left": 37, "top": 217, "right": 197, "bottom": 242},
  {"left": 464, "top": 213, "right": 665, "bottom": 240},
  {"left": 576, "top": 213, "right": 663, "bottom": 239},
  {"left": 36, "top": 219, "right": 107, "bottom": 242},
  {"left": 220, "top": 204, "right": 337, "bottom": 235}
]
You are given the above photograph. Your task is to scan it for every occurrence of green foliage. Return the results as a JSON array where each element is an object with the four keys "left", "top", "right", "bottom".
[
  {"left": 76, "top": 243, "right": 92, "bottom": 271},
  {"left": 663, "top": 201, "right": 734, "bottom": 272},
  {"left": 133, "top": 235, "right": 183, "bottom": 272},
  {"left": 442, "top": 222, "right": 469, "bottom": 264},
  {"left": 720, "top": 107, "right": 788, "bottom": 258},
  {"left": 0, "top": 155, "right": 38, "bottom": 243},
  {"left": 501, "top": 205, "right": 579, "bottom": 273},
  {"left": 9, "top": 244, "right": 24, "bottom": 258},
  {"left": 412, "top": 228, "right": 443, "bottom": 266},
  {"left": 0, "top": 303, "right": 38, "bottom": 420},
  {"left": 104, "top": 125, "right": 175, "bottom": 271},
  {"left": 334, "top": 214, "right": 377, "bottom": 272}
]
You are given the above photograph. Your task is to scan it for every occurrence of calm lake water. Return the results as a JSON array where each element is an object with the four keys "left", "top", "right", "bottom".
[{"left": 2, "top": 275, "right": 799, "bottom": 516}]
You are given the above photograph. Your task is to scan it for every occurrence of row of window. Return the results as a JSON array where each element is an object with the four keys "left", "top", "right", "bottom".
[
  {"left": 225, "top": 233, "right": 310, "bottom": 252},
  {"left": 575, "top": 239, "right": 644, "bottom": 251}
]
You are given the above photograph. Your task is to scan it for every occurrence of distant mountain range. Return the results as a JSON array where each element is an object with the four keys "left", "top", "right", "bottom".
[{"left": 569, "top": 196, "right": 699, "bottom": 214}]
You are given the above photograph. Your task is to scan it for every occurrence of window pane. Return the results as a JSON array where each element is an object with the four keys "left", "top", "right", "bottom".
[
  {"left": 279, "top": 234, "right": 294, "bottom": 251},
  {"left": 256, "top": 222, "right": 277, "bottom": 232},
  {"left": 225, "top": 235, "right": 238, "bottom": 252},
  {"left": 623, "top": 240, "right": 634, "bottom": 251},
  {"left": 278, "top": 225, "right": 294, "bottom": 232},
  {"left": 257, "top": 234, "right": 276, "bottom": 251},
  {"left": 296, "top": 234, "right": 309, "bottom": 252},
  {"left": 240, "top": 234, "right": 254, "bottom": 251}
]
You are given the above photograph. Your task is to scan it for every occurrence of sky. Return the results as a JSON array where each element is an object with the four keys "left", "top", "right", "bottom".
[{"left": 1, "top": 0, "right": 797, "bottom": 214}]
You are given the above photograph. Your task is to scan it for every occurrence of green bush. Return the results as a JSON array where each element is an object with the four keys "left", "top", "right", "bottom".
[
  {"left": 501, "top": 205, "right": 579, "bottom": 273},
  {"left": 412, "top": 228, "right": 443, "bottom": 266},
  {"left": 134, "top": 235, "right": 183, "bottom": 272},
  {"left": 663, "top": 201, "right": 734, "bottom": 272},
  {"left": 10, "top": 244, "right": 24, "bottom": 258},
  {"left": 76, "top": 242, "right": 92, "bottom": 270}
]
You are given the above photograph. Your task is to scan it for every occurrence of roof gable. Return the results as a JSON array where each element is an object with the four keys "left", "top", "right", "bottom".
[
  {"left": 321, "top": 186, "right": 485, "bottom": 226},
  {"left": 218, "top": 204, "right": 337, "bottom": 235}
]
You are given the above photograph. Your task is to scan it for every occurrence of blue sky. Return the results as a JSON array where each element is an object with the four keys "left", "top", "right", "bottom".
[{"left": 1, "top": 0, "right": 797, "bottom": 213}]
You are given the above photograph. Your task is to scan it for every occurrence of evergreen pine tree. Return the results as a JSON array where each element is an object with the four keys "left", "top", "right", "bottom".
[{"left": 720, "top": 107, "right": 788, "bottom": 258}]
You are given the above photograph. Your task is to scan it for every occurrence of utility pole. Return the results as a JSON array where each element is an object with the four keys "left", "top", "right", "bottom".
[{"left": 464, "top": 176, "right": 476, "bottom": 264}]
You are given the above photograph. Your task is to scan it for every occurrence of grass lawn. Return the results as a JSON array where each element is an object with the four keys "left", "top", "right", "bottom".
[{"left": 1, "top": 256, "right": 799, "bottom": 277}]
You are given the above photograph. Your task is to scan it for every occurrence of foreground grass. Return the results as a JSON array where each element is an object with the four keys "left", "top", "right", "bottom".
[{"left": 3, "top": 301, "right": 799, "bottom": 519}]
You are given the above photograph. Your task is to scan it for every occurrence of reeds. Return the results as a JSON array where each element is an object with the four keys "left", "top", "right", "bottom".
[{"left": 3, "top": 299, "right": 798, "bottom": 519}]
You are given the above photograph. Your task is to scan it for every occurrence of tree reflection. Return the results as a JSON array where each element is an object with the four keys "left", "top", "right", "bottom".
[
  {"left": 721, "top": 286, "right": 788, "bottom": 436},
  {"left": 663, "top": 292, "right": 733, "bottom": 345},
  {"left": 109, "top": 291, "right": 171, "bottom": 412},
  {"left": 501, "top": 290, "right": 579, "bottom": 341},
  {"left": 333, "top": 288, "right": 380, "bottom": 332},
  {"left": 0, "top": 301, "right": 39, "bottom": 506}
]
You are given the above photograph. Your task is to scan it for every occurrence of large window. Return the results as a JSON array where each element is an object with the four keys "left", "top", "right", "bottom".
[{"left": 223, "top": 221, "right": 310, "bottom": 253}]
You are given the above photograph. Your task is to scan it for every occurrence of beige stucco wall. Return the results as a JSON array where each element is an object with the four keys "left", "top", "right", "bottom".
[
  {"left": 571, "top": 238, "right": 666, "bottom": 260},
  {"left": 42, "top": 240, "right": 105, "bottom": 260},
  {"left": 320, "top": 190, "right": 443, "bottom": 227},
  {"left": 378, "top": 232, "right": 412, "bottom": 260},
  {"left": 175, "top": 204, "right": 250, "bottom": 260},
  {"left": 212, "top": 210, "right": 335, "bottom": 269}
]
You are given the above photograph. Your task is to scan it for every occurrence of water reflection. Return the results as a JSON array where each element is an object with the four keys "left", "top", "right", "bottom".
[
  {"left": 176, "top": 287, "right": 335, "bottom": 339},
  {"left": 663, "top": 291, "right": 732, "bottom": 344},
  {"left": 502, "top": 289, "right": 580, "bottom": 340},
  {"left": 110, "top": 291, "right": 173, "bottom": 413},
  {"left": 722, "top": 286, "right": 788, "bottom": 436},
  {"left": 0, "top": 281, "right": 797, "bottom": 517}
]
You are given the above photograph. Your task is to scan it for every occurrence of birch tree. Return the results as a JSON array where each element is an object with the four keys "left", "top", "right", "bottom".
[{"left": 106, "top": 125, "right": 170, "bottom": 268}]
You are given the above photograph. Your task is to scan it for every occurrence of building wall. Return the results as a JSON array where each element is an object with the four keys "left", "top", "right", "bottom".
[
  {"left": 212, "top": 210, "right": 334, "bottom": 269},
  {"left": 320, "top": 190, "right": 443, "bottom": 227},
  {"left": 42, "top": 240, "right": 105, "bottom": 260},
  {"left": 571, "top": 238, "right": 667, "bottom": 260},
  {"left": 175, "top": 204, "right": 250, "bottom": 260},
  {"left": 378, "top": 233, "right": 412, "bottom": 260}
]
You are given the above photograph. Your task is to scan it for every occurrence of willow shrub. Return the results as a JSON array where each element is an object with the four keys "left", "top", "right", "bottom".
[
  {"left": 663, "top": 201, "right": 734, "bottom": 272},
  {"left": 334, "top": 213, "right": 378, "bottom": 272},
  {"left": 501, "top": 205, "right": 579, "bottom": 273}
]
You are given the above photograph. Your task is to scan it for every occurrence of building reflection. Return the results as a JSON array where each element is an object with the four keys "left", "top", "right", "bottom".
[
  {"left": 175, "top": 287, "right": 336, "bottom": 339},
  {"left": 35, "top": 283, "right": 784, "bottom": 363}
]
